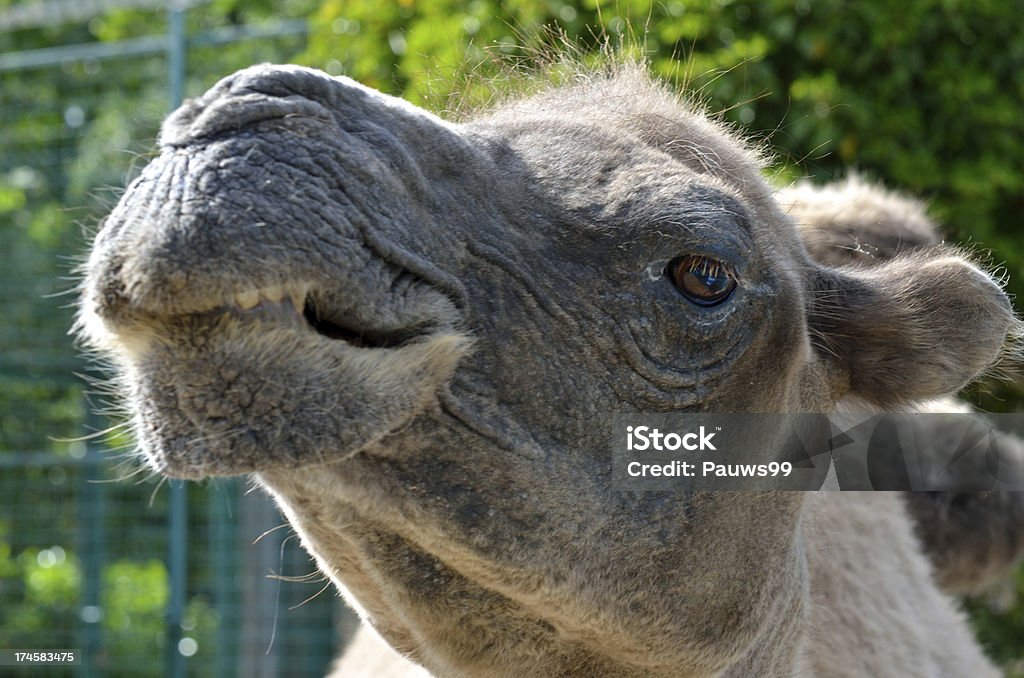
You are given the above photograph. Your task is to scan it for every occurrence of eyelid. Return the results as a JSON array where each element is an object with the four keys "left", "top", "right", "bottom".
[{"left": 676, "top": 254, "right": 737, "bottom": 280}]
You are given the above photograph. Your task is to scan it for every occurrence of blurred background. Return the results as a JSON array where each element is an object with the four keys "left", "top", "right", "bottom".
[{"left": 1, "top": 0, "right": 1022, "bottom": 675}]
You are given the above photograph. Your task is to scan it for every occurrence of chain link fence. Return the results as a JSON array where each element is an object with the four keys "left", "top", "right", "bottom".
[{"left": 0, "top": 3, "right": 356, "bottom": 675}]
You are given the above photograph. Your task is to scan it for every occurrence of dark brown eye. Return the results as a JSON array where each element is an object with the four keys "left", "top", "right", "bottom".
[{"left": 665, "top": 255, "right": 737, "bottom": 307}]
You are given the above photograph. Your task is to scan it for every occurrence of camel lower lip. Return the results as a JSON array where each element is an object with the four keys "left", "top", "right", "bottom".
[{"left": 115, "top": 291, "right": 470, "bottom": 480}]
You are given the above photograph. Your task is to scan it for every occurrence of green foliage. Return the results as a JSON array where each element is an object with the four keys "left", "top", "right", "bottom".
[
  {"left": 0, "top": 545, "right": 80, "bottom": 645},
  {"left": 966, "top": 566, "right": 1024, "bottom": 676},
  {"left": 0, "top": 533, "right": 219, "bottom": 675},
  {"left": 102, "top": 560, "right": 168, "bottom": 646}
]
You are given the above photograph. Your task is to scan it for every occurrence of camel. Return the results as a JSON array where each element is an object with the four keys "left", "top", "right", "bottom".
[{"left": 78, "top": 61, "right": 1024, "bottom": 676}]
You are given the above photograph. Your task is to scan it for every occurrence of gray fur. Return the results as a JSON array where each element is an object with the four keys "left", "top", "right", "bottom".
[
  {"left": 783, "top": 178, "right": 1024, "bottom": 595},
  {"left": 79, "top": 63, "right": 1020, "bottom": 676},
  {"left": 780, "top": 176, "right": 941, "bottom": 266}
]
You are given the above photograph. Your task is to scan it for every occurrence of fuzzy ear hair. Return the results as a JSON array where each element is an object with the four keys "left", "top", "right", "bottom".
[{"left": 807, "top": 252, "right": 1018, "bottom": 407}]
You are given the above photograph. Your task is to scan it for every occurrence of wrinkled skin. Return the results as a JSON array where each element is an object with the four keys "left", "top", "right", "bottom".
[{"left": 80, "top": 65, "right": 1017, "bottom": 676}]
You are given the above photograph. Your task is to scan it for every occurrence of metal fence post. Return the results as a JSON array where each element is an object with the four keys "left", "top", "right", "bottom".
[
  {"left": 168, "top": 4, "right": 185, "bottom": 109},
  {"left": 210, "top": 479, "right": 239, "bottom": 677},
  {"left": 165, "top": 6, "right": 188, "bottom": 678},
  {"left": 77, "top": 411, "right": 106, "bottom": 678}
]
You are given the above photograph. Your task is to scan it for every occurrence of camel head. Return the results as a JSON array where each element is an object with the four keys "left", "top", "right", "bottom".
[{"left": 78, "top": 64, "right": 1016, "bottom": 676}]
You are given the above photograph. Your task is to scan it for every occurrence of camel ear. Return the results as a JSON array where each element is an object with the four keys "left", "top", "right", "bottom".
[{"left": 807, "top": 253, "right": 1017, "bottom": 407}]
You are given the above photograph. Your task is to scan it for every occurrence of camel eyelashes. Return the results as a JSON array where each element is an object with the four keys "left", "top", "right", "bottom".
[{"left": 665, "top": 254, "right": 738, "bottom": 307}]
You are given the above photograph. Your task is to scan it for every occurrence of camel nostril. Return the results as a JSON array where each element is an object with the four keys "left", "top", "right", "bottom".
[{"left": 160, "top": 65, "right": 335, "bottom": 147}]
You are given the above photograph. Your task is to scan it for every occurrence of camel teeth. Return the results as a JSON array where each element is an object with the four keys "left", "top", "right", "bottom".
[
  {"left": 263, "top": 284, "right": 285, "bottom": 303},
  {"left": 231, "top": 284, "right": 308, "bottom": 312},
  {"left": 235, "top": 289, "right": 260, "bottom": 310}
]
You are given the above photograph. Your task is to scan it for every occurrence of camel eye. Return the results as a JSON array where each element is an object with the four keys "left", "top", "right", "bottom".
[{"left": 666, "top": 255, "right": 737, "bottom": 307}]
